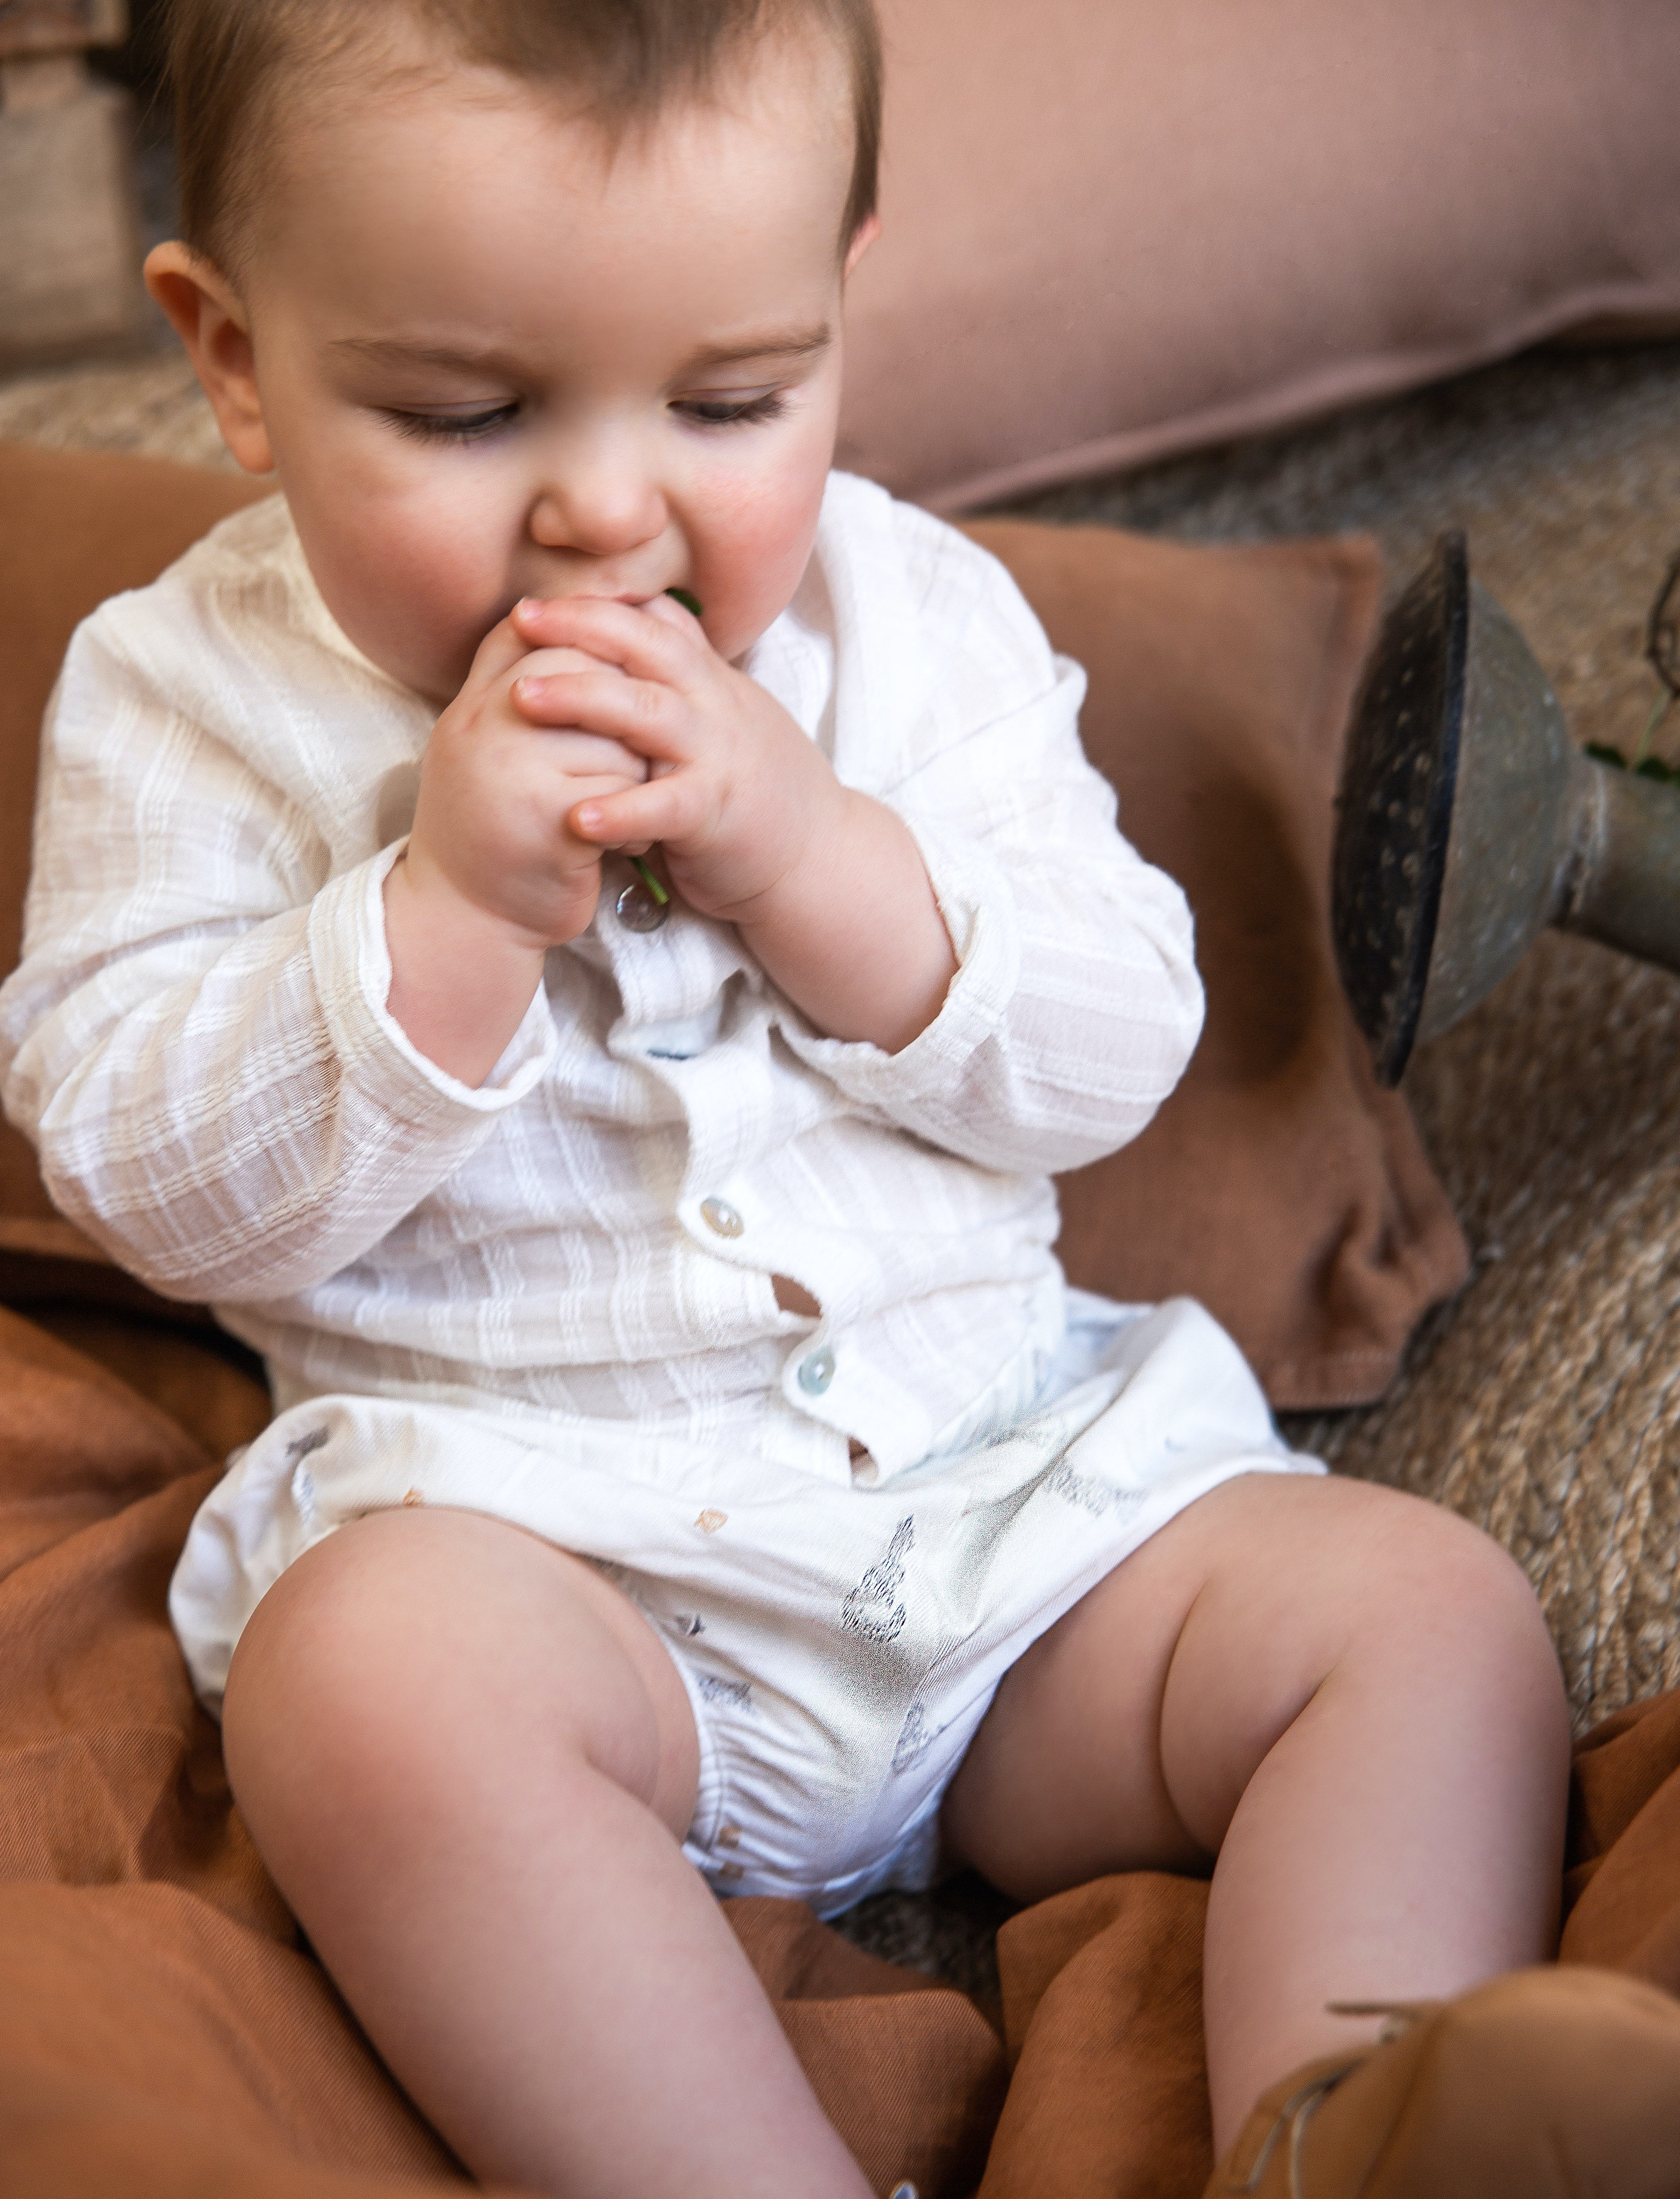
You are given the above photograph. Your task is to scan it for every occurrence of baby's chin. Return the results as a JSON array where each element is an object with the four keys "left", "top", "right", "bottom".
[
  {"left": 370, "top": 621, "right": 494, "bottom": 708},
  {"left": 405, "top": 650, "right": 482, "bottom": 709},
  {"left": 304, "top": 587, "right": 482, "bottom": 706}
]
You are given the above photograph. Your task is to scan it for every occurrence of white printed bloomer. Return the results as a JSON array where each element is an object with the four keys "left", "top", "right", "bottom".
[{"left": 170, "top": 1293, "right": 1320, "bottom": 1915}]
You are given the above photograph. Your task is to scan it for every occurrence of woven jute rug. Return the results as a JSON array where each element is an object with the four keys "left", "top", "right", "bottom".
[
  {"left": 1014, "top": 343, "right": 1680, "bottom": 1741},
  {"left": 6, "top": 334, "right": 1680, "bottom": 1987}
]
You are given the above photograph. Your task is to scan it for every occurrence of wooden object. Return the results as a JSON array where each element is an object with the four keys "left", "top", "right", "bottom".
[{"left": 0, "top": 1, "right": 145, "bottom": 369}]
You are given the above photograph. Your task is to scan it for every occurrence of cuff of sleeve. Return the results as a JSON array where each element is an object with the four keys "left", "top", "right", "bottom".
[
  {"left": 307, "top": 843, "right": 557, "bottom": 1127},
  {"left": 777, "top": 813, "right": 1020, "bottom": 1110}
]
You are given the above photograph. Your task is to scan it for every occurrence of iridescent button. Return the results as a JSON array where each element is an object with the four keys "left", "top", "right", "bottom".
[
  {"left": 615, "top": 878, "right": 669, "bottom": 933},
  {"left": 797, "top": 1346, "right": 836, "bottom": 1396},
  {"left": 699, "top": 1197, "right": 744, "bottom": 1238}
]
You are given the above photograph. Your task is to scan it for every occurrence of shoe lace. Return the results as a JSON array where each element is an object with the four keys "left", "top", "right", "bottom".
[
  {"left": 1230, "top": 2003, "right": 1430, "bottom": 2195},
  {"left": 1230, "top": 2071, "right": 1345, "bottom": 2197},
  {"left": 1324, "top": 1999, "right": 1433, "bottom": 2046}
]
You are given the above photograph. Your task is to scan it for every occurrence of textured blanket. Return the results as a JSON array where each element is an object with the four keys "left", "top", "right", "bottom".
[{"left": 4, "top": 1302, "right": 1680, "bottom": 2199}]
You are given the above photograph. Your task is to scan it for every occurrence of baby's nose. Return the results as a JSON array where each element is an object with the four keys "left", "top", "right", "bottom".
[{"left": 529, "top": 460, "right": 666, "bottom": 559}]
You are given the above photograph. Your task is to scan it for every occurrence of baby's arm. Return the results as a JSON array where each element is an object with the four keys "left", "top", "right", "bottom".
[
  {"left": 381, "top": 609, "right": 647, "bottom": 1084},
  {"left": 0, "top": 611, "right": 625, "bottom": 1304},
  {"left": 383, "top": 596, "right": 947, "bottom": 1077},
  {"left": 507, "top": 575, "right": 1203, "bottom": 1175},
  {"left": 505, "top": 595, "right": 959, "bottom": 1054},
  {"left": 787, "top": 647, "right": 1206, "bottom": 1177}
]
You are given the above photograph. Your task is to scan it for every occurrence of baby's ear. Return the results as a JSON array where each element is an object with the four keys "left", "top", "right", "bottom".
[
  {"left": 144, "top": 243, "right": 276, "bottom": 478},
  {"left": 842, "top": 212, "right": 882, "bottom": 281}
]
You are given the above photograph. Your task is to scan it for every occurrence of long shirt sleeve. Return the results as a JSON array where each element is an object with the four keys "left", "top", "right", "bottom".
[{"left": 0, "top": 514, "right": 555, "bottom": 1302}]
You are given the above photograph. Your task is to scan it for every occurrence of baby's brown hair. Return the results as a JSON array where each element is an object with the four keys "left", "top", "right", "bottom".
[{"left": 165, "top": 0, "right": 882, "bottom": 277}]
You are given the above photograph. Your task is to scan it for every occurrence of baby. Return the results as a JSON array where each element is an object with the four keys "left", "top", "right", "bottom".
[{"left": 4, "top": 0, "right": 1640, "bottom": 2193}]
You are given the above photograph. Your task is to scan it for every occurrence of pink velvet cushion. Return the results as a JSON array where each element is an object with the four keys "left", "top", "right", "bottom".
[{"left": 841, "top": 0, "right": 1680, "bottom": 508}]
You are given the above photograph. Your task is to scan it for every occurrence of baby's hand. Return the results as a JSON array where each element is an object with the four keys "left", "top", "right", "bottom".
[
  {"left": 382, "top": 607, "right": 658, "bottom": 1084},
  {"left": 404, "top": 609, "right": 650, "bottom": 950},
  {"left": 503, "top": 593, "right": 958, "bottom": 1053},
  {"left": 505, "top": 594, "right": 842, "bottom": 924}
]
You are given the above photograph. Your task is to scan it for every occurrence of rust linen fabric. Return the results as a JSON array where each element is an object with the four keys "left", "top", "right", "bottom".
[
  {"left": 6, "top": 1304, "right": 1680, "bottom": 2199},
  {"left": 845, "top": 0, "right": 1680, "bottom": 508},
  {"left": 0, "top": 440, "right": 1464, "bottom": 1406},
  {"left": 0, "top": 1305, "right": 996, "bottom": 2199}
]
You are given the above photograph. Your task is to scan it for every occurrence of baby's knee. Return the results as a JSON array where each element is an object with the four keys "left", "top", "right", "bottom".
[
  {"left": 221, "top": 1509, "right": 698, "bottom": 1856},
  {"left": 1361, "top": 1485, "right": 1538, "bottom": 1623},
  {"left": 1213, "top": 1475, "right": 1564, "bottom": 1742},
  {"left": 221, "top": 1525, "right": 463, "bottom": 1844},
  {"left": 1333, "top": 1486, "right": 1564, "bottom": 1727}
]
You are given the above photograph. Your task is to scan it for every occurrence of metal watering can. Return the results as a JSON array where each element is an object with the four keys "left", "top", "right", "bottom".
[{"left": 1331, "top": 534, "right": 1680, "bottom": 1085}]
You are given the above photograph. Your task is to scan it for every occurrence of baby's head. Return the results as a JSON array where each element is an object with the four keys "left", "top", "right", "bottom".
[{"left": 148, "top": 0, "right": 882, "bottom": 701}]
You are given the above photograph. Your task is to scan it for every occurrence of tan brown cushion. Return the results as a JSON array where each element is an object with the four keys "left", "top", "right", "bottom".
[
  {"left": 963, "top": 521, "right": 1469, "bottom": 1407},
  {"left": 0, "top": 441, "right": 269, "bottom": 1318},
  {"left": 0, "top": 439, "right": 1465, "bottom": 1406},
  {"left": 842, "top": 0, "right": 1680, "bottom": 507}
]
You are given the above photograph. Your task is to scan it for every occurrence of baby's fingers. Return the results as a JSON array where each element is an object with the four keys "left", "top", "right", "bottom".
[
  {"left": 570, "top": 772, "right": 704, "bottom": 852},
  {"left": 543, "top": 730, "right": 649, "bottom": 782},
  {"left": 463, "top": 611, "right": 544, "bottom": 690},
  {"left": 514, "top": 668, "right": 690, "bottom": 766},
  {"left": 514, "top": 593, "right": 706, "bottom": 684}
]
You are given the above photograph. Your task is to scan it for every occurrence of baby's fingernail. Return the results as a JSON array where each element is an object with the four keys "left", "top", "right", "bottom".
[
  {"left": 576, "top": 804, "right": 603, "bottom": 829},
  {"left": 515, "top": 675, "right": 541, "bottom": 698}
]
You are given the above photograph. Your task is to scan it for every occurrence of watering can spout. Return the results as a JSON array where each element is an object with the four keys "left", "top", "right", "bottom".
[
  {"left": 1331, "top": 533, "right": 1680, "bottom": 1086},
  {"left": 1561, "top": 762, "right": 1680, "bottom": 971}
]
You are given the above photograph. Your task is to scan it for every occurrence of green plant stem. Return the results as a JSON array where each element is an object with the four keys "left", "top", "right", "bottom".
[{"left": 630, "top": 855, "right": 669, "bottom": 906}]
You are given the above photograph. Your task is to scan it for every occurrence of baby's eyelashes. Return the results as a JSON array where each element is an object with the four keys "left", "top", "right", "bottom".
[
  {"left": 384, "top": 402, "right": 519, "bottom": 444},
  {"left": 671, "top": 390, "right": 788, "bottom": 429}
]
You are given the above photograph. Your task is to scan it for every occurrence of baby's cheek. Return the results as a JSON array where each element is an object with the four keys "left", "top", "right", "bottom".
[
  {"left": 287, "top": 476, "right": 508, "bottom": 702},
  {"left": 693, "top": 447, "right": 832, "bottom": 659}
]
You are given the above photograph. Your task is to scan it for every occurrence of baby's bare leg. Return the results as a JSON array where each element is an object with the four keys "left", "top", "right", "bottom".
[
  {"left": 222, "top": 1508, "right": 871, "bottom": 2199},
  {"left": 940, "top": 1473, "right": 1569, "bottom": 2157}
]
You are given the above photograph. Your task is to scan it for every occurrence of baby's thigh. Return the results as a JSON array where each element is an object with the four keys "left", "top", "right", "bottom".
[
  {"left": 943, "top": 1472, "right": 1548, "bottom": 1896},
  {"left": 222, "top": 1506, "right": 701, "bottom": 1861}
]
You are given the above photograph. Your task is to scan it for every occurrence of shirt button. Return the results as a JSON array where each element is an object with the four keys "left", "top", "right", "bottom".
[
  {"left": 797, "top": 1346, "right": 836, "bottom": 1396},
  {"left": 699, "top": 1197, "right": 744, "bottom": 1238},
  {"left": 615, "top": 879, "right": 669, "bottom": 933}
]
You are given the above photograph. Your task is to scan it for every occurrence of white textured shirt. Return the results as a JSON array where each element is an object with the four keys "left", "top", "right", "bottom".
[{"left": 0, "top": 473, "right": 1203, "bottom": 1485}]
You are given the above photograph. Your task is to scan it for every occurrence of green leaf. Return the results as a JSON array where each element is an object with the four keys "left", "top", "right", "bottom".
[
  {"left": 1635, "top": 755, "right": 1680, "bottom": 785},
  {"left": 1584, "top": 742, "right": 1628, "bottom": 769},
  {"left": 665, "top": 587, "right": 703, "bottom": 618}
]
